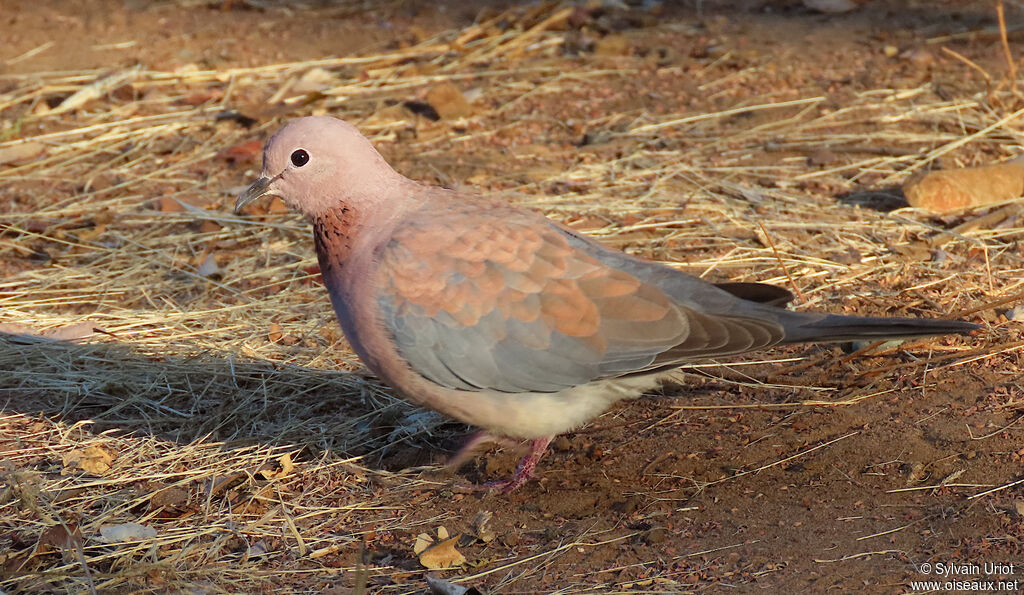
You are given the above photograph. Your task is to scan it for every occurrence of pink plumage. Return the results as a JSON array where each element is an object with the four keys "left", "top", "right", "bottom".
[{"left": 236, "top": 116, "right": 978, "bottom": 492}]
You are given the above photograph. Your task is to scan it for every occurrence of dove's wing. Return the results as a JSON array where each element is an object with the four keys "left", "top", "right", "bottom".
[{"left": 376, "top": 209, "right": 784, "bottom": 393}]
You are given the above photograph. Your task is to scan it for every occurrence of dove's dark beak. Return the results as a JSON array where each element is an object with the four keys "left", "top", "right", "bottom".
[{"left": 235, "top": 176, "right": 274, "bottom": 213}]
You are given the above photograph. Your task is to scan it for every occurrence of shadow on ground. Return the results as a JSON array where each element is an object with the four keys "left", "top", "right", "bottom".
[
  {"left": 0, "top": 332, "right": 465, "bottom": 472},
  {"left": 836, "top": 185, "right": 910, "bottom": 212}
]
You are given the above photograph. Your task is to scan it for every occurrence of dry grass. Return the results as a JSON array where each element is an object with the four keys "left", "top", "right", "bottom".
[{"left": 2, "top": 2, "right": 1023, "bottom": 593}]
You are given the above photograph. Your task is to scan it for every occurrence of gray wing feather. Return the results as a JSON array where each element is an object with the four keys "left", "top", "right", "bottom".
[{"left": 377, "top": 215, "right": 786, "bottom": 393}]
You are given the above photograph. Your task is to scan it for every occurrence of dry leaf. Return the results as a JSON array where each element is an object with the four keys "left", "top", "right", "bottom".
[
  {"left": 365, "top": 104, "right": 417, "bottom": 129},
  {"left": 199, "top": 220, "right": 222, "bottom": 233},
  {"left": 207, "top": 472, "right": 246, "bottom": 498},
  {"left": 470, "top": 511, "right": 495, "bottom": 543},
  {"left": 150, "top": 485, "right": 189, "bottom": 509},
  {"left": 419, "top": 536, "right": 466, "bottom": 569},
  {"left": 43, "top": 322, "right": 107, "bottom": 342},
  {"left": 903, "top": 159, "right": 1024, "bottom": 214},
  {"left": 158, "top": 196, "right": 185, "bottom": 212},
  {"left": 415, "top": 526, "right": 466, "bottom": 569},
  {"left": 426, "top": 575, "right": 483, "bottom": 595},
  {"left": 268, "top": 323, "right": 283, "bottom": 343},
  {"left": 594, "top": 34, "right": 631, "bottom": 56},
  {"left": 182, "top": 89, "right": 224, "bottom": 105},
  {"left": 61, "top": 446, "right": 115, "bottom": 476},
  {"left": 49, "top": 67, "right": 140, "bottom": 115},
  {"left": 302, "top": 264, "right": 324, "bottom": 286},
  {"left": 246, "top": 540, "right": 270, "bottom": 559},
  {"left": 259, "top": 453, "right": 296, "bottom": 480},
  {"left": 36, "top": 523, "right": 83, "bottom": 555},
  {"left": 0, "top": 141, "right": 46, "bottom": 165},
  {"left": 293, "top": 67, "right": 337, "bottom": 94},
  {"left": 425, "top": 81, "right": 473, "bottom": 120},
  {"left": 216, "top": 139, "right": 262, "bottom": 163},
  {"left": 230, "top": 489, "right": 271, "bottom": 515},
  {"left": 0, "top": 321, "right": 107, "bottom": 343},
  {"left": 98, "top": 523, "right": 157, "bottom": 543},
  {"left": 196, "top": 253, "right": 221, "bottom": 278},
  {"left": 413, "top": 533, "right": 434, "bottom": 555},
  {"left": 53, "top": 487, "right": 88, "bottom": 505},
  {"left": 3, "top": 549, "right": 32, "bottom": 573},
  {"left": 76, "top": 223, "right": 107, "bottom": 242}
]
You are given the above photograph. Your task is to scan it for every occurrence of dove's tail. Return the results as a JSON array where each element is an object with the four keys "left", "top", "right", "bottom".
[{"left": 778, "top": 312, "right": 981, "bottom": 345}]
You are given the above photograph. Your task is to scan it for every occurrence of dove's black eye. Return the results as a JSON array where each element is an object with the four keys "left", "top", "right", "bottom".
[{"left": 290, "top": 149, "right": 309, "bottom": 167}]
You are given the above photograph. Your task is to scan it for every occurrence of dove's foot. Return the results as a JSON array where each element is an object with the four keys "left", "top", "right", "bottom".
[
  {"left": 447, "top": 435, "right": 552, "bottom": 493},
  {"left": 480, "top": 437, "right": 552, "bottom": 493}
]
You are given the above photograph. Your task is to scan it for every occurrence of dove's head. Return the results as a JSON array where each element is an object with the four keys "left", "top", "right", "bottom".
[{"left": 235, "top": 116, "right": 403, "bottom": 218}]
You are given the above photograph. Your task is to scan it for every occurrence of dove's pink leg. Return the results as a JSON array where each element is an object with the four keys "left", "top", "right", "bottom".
[{"left": 485, "top": 437, "right": 553, "bottom": 493}]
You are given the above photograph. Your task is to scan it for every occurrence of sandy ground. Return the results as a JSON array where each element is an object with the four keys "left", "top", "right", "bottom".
[{"left": 2, "top": 1, "right": 1024, "bottom": 593}]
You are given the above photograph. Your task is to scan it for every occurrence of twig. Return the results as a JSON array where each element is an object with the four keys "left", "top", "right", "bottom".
[
  {"left": 4, "top": 41, "right": 54, "bottom": 65},
  {"left": 627, "top": 97, "right": 825, "bottom": 134},
  {"left": 940, "top": 47, "right": 993, "bottom": 85},
  {"left": 997, "top": 0, "right": 1019, "bottom": 97},
  {"left": 968, "top": 414, "right": 1024, "bottom": 440},
  {"left": 758, "top": 221, "right": 806, "bottom": 303},
  {"left": 856, "top": 520, "right": 920, "bottom": 541},
  {"left": 705, "top": 431, "right": 860, "bottom": 486},
  {"left": 968, "top": 477, "right": 1024, "bottom": 500},
  {"left": 815, "top": 550, "right": 905, "bottom": 563}
]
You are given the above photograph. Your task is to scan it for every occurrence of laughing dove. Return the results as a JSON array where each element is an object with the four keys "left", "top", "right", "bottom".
[{"left": 236, "top": 116, "right": 979, "bottom": 492}]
